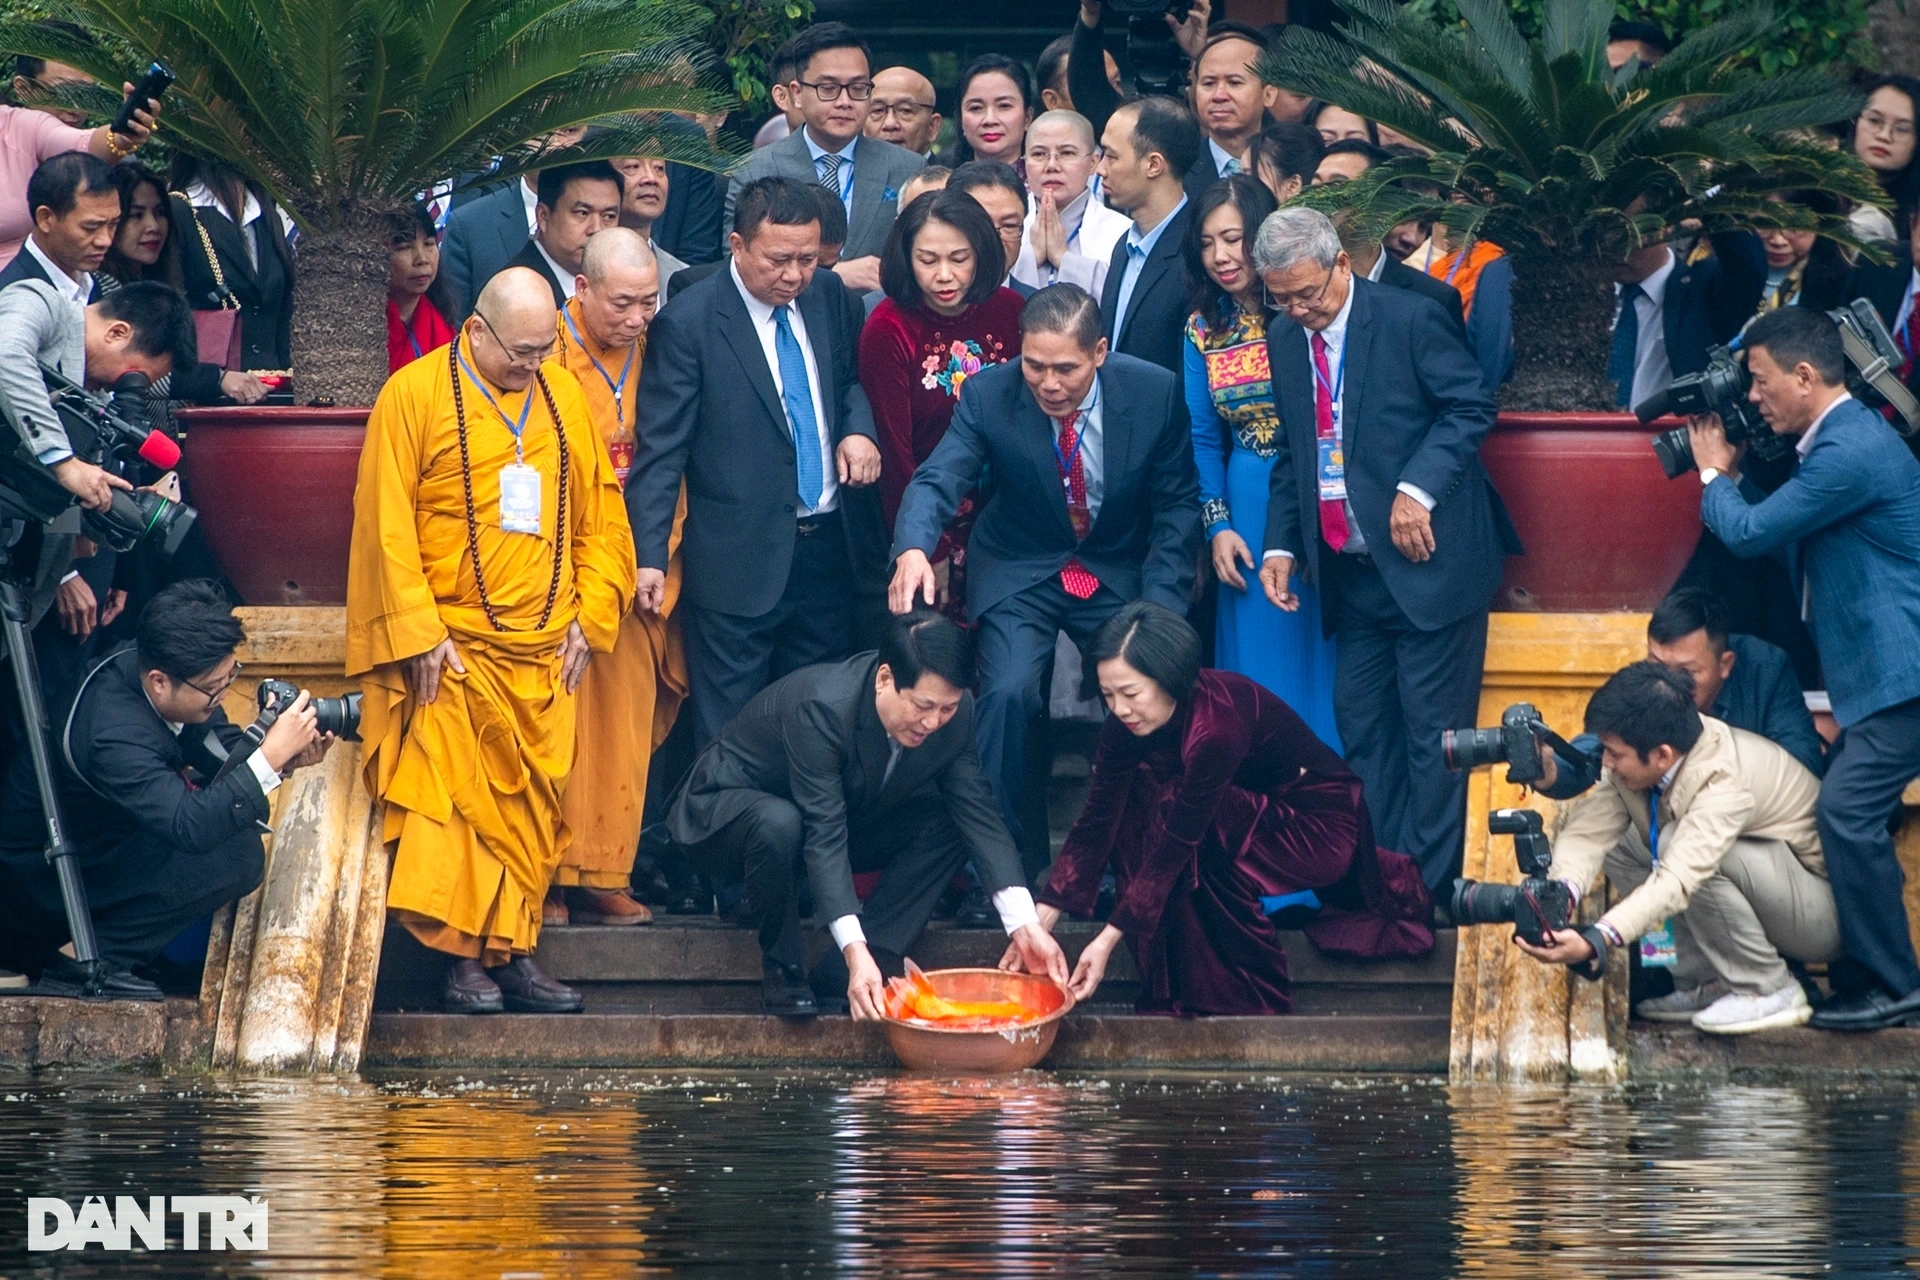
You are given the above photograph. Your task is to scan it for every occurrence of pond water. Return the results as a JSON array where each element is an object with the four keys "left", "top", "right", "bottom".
[{"left": 1, "top": 1069, "right": 1917, "bottom": 1277}]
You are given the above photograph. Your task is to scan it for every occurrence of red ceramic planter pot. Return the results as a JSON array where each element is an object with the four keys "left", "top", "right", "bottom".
[
  {"left": 172, "top": 408, "right": 1701, "bottom": 614},
  {"left": 174, "top": 405, "right": 368, "bottom": 606},
  {"left": 1482, "top": 412, "right": 1702, "bottom": 612}
]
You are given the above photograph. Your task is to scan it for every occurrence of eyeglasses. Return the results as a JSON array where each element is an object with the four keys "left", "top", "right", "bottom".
[
  {"left": 474, "top": 309, "right": 556, "bottom": 367},
  {"left": 798, "top": 78, "right": 874, "bottom": 102},
  {"left": 1264, "top": 264, "right": 1341, "bottom": 314},
  {"left": 1859, "top": 110, "right": 1916, "bottom": 140},
  {"left": 870, "top": 100, "right": 934, "bottom": 121},
  {"left": 185, "top": 661, "right": 243, "bottom": 705}
]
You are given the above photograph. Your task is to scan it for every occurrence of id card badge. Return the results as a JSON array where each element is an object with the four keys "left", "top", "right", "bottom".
[
  {"left": 1317, "top": 433, "right": 1347, "bottom": 502},
  {"left": 498, "top": 463, "right": 543, "bottom": 536},
  {"left": 1639, "top": 918, "right": 1679, "bottom": 968}
]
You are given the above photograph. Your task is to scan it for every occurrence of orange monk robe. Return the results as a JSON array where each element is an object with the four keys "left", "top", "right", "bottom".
[
  {"left": 551, "top": 298, "right": 689, "bottom": 888},
  {"left": 345, "top": 344, "right": 636, "bottom": 965}
]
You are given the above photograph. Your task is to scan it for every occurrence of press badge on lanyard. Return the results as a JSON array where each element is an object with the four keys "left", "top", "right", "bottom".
[
  {"left": 1315, "top": 344, "right": 1347, "bottom": 503},
  {"left": 1639, "top": 796, "right": 1678, "bottom": 968}
]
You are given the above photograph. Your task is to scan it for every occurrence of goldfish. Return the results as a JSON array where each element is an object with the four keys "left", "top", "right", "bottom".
[{"left": 882, "top": 959, "right": 1051, "bottom": 1028}]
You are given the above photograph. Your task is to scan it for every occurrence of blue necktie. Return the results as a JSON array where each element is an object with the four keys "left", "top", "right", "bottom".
[
  {"left": 773, "top": 304, "right": 825, "bottom": 510},
  {"left": 1608, "top": 283, "right": 1644, "bottom": 408}
]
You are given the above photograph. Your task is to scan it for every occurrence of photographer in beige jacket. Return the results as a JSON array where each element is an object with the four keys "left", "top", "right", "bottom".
[{"left": 1518, "top": 661, "right": 1840, "bottom": 1035}]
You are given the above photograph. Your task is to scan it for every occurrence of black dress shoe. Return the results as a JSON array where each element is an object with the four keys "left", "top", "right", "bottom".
[
  {"left": 488, "top": 955, "right": 584, "bottom": 1013},
  {"left": 28, "top": 956, "right": 164, "bottom": 1002},
  {"left": 763, "top": 959, "right": 818, "bottom": 1017},
  {"left": 1809, "top": 985, "right": 1920, "bottom": 1031},
  {"left": 444, "top": 958, "right": 504, "bottom": 1014},
  {"left": 953, "top": 886, "right": 998, "bottom": 929}
]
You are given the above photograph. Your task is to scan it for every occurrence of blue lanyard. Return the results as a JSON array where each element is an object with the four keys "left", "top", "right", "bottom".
[
  {"left": 1312, "top": 334, "right": 1348, "bottom": 421},
  {"left": 457, "top": 347, "right": 533, "bottom": 460},
  {"left": 562, "top": 306, "right": 636, "bottom": 424}
]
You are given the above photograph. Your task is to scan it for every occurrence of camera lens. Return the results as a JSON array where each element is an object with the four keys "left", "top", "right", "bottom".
[
  {"left": 1441, "top": 726, "right": 1507, "bottom": 771},
  {"left": 1450, "top": 878, "right": 1520, "bottom": 928},
  {"left": 1649, "top": 427, "right": 1694, "bottom": 480}
]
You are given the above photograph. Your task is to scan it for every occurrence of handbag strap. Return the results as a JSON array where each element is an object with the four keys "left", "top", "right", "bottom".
[{"left": 184, "top": 199, "right": 240, "bottom": 312}]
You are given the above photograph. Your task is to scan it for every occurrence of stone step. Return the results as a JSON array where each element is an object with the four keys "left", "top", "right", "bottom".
[{"left": 361, "top": 1011, "right": 1455, "bottom": 1072}]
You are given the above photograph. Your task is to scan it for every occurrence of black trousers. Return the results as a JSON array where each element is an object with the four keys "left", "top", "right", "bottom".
[
  {"left": 689, "top": 794, "right": 972, "bottom": 969},
  {"left": 1817, "top": 697, "right": 1920, "bottom": 998},
  {"left": 683, "top": 513, "right": 854, "bottom": 749},
  {"left": 0, "top": 830, "right": 263, "bottom": 972},
  {"left": 1326, "top": 552, "right": 1488, "bottom": 892}
]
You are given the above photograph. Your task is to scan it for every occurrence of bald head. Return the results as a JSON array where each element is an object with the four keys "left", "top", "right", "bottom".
[
  {"left": 867, "top": 65, "right": 941, "bottom": 155},
  {"left": 466, "top": 267, "right": 559, "bottom": 390},
  {"left": 576, "top": 227, "right": 662, "bottom": 349}
]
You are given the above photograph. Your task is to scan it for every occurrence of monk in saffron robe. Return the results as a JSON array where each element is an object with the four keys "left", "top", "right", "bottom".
[
  {"left": 547, "top": 228, "right": 688, "bottom": 926},
  {"left": 346, "top": 267, "right": 636, "bottom": 1015}
]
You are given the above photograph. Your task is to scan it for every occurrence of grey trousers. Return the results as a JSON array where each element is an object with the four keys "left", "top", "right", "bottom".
[{"left": 1604, "top": 832, "right": 1842, "bottom": 996}]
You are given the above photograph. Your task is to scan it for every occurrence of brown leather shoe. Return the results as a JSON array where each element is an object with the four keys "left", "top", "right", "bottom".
[
  {"left": 488, "top": 955, "right": 584, "bottom": 1013},
  {"left": 566, "top": 887, "right": 653, "bottom": 926},
  {"left": 543, "top": 887, "right": 569, "bottom": 927},
  {"left": 444, "top": 958, "right": 504, "bottom": 1014}
]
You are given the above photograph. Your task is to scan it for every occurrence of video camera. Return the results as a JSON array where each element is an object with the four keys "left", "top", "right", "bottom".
[
  {"left": 1450, "top": 809, "right": 1573, "bottom": 948},
  {"left": 1639, "top": 299, "right": 1920, "bottom": 480},
  {"left": 0, "top": 368, "right": 196, "bottom": 557},
  {"left": 1441, "top": 702, "right": 1592, "bottom": 789},
  {"left": 1101, "top": 0, "right": 1195, "bottom": 96}
]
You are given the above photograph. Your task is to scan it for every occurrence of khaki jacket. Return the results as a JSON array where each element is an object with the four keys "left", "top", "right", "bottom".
[{"left": 1552, "top": 716, "right": 1825, "bottom": 942}]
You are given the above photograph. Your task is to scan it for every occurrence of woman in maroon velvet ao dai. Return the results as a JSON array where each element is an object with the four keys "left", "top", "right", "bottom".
[{"left": 1007, "top": 603, "right": 1435, "bottom": 1015}]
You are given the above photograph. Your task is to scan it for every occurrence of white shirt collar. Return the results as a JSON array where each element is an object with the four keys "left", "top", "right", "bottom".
[
  {"left": 802, "top": 128, "right": 858, "bottom": 164},
  {"left": 24, "top": 234, "right": 88, "bottom": 303},
  {"left": 1208, "top": 137, "right": 1241, "bottom": 176},
  {"left": 1795, "top": 391, "right": 1853, "bottom": 459},
  {"left": 534, "top": 239, "right": 579, "bottom": 299}
]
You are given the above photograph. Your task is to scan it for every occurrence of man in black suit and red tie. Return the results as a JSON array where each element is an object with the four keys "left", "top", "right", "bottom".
[{"left": 1254, "top": 207, "right": 1515, "bottom": 896}]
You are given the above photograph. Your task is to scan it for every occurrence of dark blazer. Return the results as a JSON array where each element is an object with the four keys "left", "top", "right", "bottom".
[
  {"left": 1378, "top": 258, "right": 1464, "bottom": 330},
  {"left": 724, "top": 129, "right": 926, "bottom": 261},
  {"left": 629, "top": 263, "right": 876, "bottom": 618},
  {"left": 1262, "top": 277, "right": 1509, "bottom": 633},
  {"left": 441, "top": 180, "right": 532, "bottom": 320},
  {"left": 891, "top": 354, "right": 1201, "bottom": 619},
  {"left": 1703, "top": 395, "right": 1920, "bottom": 727},
  {"left": 175, "top": 195, "right": 293, "bottom": 371},
  {"left": 1099, "top": 200, "right": 1192, "bottom": 377},
  {"left": 668, "top": 652, "right": 1025, "bottom": 924},
  {"left": 0, "top": 242, "right": 96, "bottom": 300},
  {"left": 505, "top": 238, "right": 567, "bottom": 308}
]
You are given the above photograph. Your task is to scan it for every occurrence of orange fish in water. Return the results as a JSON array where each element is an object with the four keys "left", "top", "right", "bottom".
[{"left": 883, "top": 960, "right": 1049, "bottom": 1027}]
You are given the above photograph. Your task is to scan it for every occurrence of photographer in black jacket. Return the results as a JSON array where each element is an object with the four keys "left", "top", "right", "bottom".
[{"left": 0, "top": 580, "right": 328, "bottom": 997}]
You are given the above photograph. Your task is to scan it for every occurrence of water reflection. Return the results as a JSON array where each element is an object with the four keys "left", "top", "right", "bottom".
[{"left": 0, "top": 1071, "right": 1916, "bottom": 1276}]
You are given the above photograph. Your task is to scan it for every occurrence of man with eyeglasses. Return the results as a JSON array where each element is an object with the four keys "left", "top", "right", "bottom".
[
  {"left": 723, "top": 22, "right": 926, "bottom": 296},
  {"left": 864, "top": 67, "right": 942, "bottom": 159},
  {"left": 1253, "top": 207, "right": 1515, "bottom": 900},
  {"left": 0, "top": 580, "right": 328, "bottom": 999},
  {"left": 346, "top": 266, "right": 637, "bottom": 1015},
  {"left": 1012, "top": 109, "right": 1130, "bottom": 298}
]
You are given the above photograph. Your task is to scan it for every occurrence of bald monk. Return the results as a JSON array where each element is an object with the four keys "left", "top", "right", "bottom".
[
  {"left": 546, "top": 229, "right": 686, "bottom": 927},
  {"left": 347, "top": 267, "right": 636, "bottom": 1015}
]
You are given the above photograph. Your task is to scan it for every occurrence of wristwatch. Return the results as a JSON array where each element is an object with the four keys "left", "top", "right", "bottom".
[{"left": 1699, "top": 467, "right": 1722, "bottom": 486}]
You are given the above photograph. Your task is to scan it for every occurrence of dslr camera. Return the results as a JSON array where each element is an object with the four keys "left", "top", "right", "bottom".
[
  {"left": 1442, "top": 702, "right": 1589, "bottom": 788},
  {"left": 1450, "top": 809, "right": 1573, "bottom": 948},
  {"left": 1639, "top": 300, "right": 1920, "bottom": 479},
  {"left": 255, "top": 678, "right": 363, "bottom": 742},
  {"left": 0, "top": 368, "right": 196, "bottom": 556}
]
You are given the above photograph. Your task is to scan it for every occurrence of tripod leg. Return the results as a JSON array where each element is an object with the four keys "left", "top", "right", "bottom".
[{"left": 0, "top": 577, "right": 100, "bottom": 976}]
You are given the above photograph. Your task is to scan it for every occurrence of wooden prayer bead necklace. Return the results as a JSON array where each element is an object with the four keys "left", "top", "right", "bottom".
[{"left": 448, "top": 335, "right": 570, "bottom": 633}]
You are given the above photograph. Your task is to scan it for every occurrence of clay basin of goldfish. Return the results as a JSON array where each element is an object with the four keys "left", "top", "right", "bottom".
[{"left": 880, "top": 966, "right": 1075, "bottom": 1071}]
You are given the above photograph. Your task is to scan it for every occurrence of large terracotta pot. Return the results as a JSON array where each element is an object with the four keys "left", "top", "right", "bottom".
[
  {"left": 174, "top": 406, "right": 368, "bottom": 606},
  {"left": 1483, "top": 412, "right": 1701, "bottom": 613}
]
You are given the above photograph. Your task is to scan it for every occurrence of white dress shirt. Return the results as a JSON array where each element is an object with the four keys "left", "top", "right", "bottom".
[
  {"left": 731, "top": 259, "right": 838, "bottom": 515},
  {"left": 1615, "top": 247, "right": 1676, "bottom": 410},
  {"left": 1264, "top": 280, "right": 1435, "bottom": 562},
  {"left": 22, "top": 235, "right": 88, "bottom": 306},
  {"left": 534, "top": 239, "right": 578, "bottom": 300}
]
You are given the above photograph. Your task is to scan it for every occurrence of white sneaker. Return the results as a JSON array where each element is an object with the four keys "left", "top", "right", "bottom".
[
  {"left": 1690, "top": 983, "right": 1812, "bottom": 1035},
  {"left": 1635, "top": 982, "right": 1729, "bottom": 1023}
]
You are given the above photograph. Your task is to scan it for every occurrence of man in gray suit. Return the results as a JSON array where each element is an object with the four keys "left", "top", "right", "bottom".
[{"left": 723, "top": 22, "right": 923, "bottom": 298}]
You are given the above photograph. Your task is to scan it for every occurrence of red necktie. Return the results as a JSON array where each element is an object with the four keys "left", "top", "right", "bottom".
[
  {"left": 1312, "top": 332, "right": 1350, "bottom": 552},
  {"left": 1055, "top": 410, "right": 1100, "bottom": 600}
]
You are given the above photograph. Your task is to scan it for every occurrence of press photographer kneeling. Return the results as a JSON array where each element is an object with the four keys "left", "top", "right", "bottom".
[
  {"left": 1515, "top": 661, "right": 1838, "bottom": 1036},
  {"left": 1689, "top": 306, "right": 1920, "bottom": 1031},
  {"left": 0, "top": 582, "right": 332, "bottom": 998}
]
